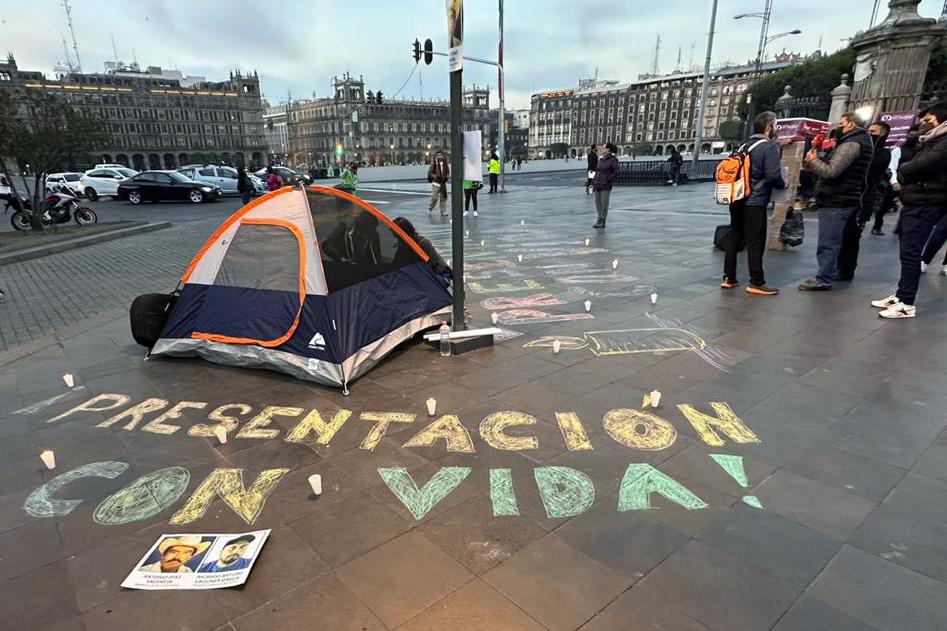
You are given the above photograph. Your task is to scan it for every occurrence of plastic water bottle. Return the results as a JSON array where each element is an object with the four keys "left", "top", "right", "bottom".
[{"left": 439, "top": 322, "right": 451, "bottom": 357}]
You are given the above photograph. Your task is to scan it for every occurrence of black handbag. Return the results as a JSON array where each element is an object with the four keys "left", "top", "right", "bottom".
[
  {"left": 714, "top": 224, "right": 745, "bottom": 251},
  {"left": 130, "top": 291, "right": 179, "bottom": 349}
]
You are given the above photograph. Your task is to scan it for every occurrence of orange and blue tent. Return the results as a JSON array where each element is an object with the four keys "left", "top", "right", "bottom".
[{"left": 151, "top": 185, "right": 451, "bottom": 391}]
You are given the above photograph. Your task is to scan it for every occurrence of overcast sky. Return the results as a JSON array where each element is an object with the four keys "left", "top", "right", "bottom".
[{"left": 0, "top": 1, "right": 942, "bottom": 110}]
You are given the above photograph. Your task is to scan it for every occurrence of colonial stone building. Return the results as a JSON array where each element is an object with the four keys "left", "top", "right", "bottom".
[
  {"left": 530, "top": 54, "right": 802, "bottom": 158},
  {"left": 263, "top": 103, "right": 289, "bottom": 160},
  {"left": 286, "top": 73, "right": 494, "bottom": 167},
  {"left": 0, "top": 55, "right": 267, "bottom": 170}
]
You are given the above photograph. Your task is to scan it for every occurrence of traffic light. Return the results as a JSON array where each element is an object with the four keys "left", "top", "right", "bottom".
[
  {"left": 412, "top": 39, "right": 421, "bottom": 63},
  {"left": 423, "top": 39, "right": 434, "bottom": 65}
]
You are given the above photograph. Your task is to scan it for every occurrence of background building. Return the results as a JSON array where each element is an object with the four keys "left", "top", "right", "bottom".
[
  {"left": 263, "top": 103, "right": 289, "bottom": 162},
  {"left": 0, "top": 55, "right": 267, "bottom": 170},
  {"left": 286, "top": 73, "right": 494, "bottom": 167},
  {"left": 529, "top": 53, "right": 803, "bottom": 158}
]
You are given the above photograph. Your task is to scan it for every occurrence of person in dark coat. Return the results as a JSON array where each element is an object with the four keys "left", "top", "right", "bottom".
[
  {"left": 872, "top": 102, "right": 947, "bottom": 318},
  {"left": 666, "top": 146, "right": 684, "bottom": 185},
  {"left": 427, "top": 151, "right": 450, "bottom": 216},
  {"left": 591, "top": 143, "right": 619, "bottom": 229},
  {"left": 798, "top": 113, "right": 874, "bottom": 291},
  {"left": 585, "top": 144, "right": 598, "bottom": 194},
  {"left": 236, "top": 166, "right": 253, "bottom": 206}
]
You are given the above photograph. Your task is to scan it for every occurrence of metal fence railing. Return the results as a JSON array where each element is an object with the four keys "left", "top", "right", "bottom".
[{"left": 615, "top": 158, "right": 723, "bottom": 186}]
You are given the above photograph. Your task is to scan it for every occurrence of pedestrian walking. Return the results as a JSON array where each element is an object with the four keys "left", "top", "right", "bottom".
[
  {"left": 591, "top": 143, "right": 619, "bottom": 229},
  {"left": 463, "top": 178, "right": 480, "bottom": 216},
  {"left": 721, "top": 112, "right": 785, "bottom": 296},
  {"left": 488, "top": 153, "right": 500, "bottom": 193},
  {"left": 585, "top": 144, "right": 598, "bottom": 194},
  {"left": 339, "top": 162, "right": 359, "bottom": 195},
  {"left": 236, "top": 166, "right": 253, "bottom": 206},
  {"left": 872, "top": 102, "right": 947, "bottom": 318},
  {"left": 265, "top": 167, "right": 281, "bottom": 191},
  {"left": 798, "top": 113, "right": 873, "bottom": 291},
  {"left": 836, "top": 121, "right": 890, "bottom": 280},
  {"left": 666, "top": 146, "right": 684, "bottom": 185},
  {"left": 427, "top": 151, "right": 450, "bottom": 215}
]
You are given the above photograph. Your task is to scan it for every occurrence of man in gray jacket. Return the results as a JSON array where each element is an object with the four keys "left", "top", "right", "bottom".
[{"left": 721, "top": 111, "right": 785, "bottom": 295}]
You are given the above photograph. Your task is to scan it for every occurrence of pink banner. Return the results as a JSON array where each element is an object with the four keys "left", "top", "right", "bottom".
[
  {"left": 774, "top": 118, "right": 830, "bottom": 146},
  {"left": 877, "top": 110, "right": 917, "bottom": 147}
]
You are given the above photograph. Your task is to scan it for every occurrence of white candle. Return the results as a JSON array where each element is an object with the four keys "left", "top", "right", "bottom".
[
  {"left": 649, "top": 390, "right": 662, "bottom": 408},
  {"left": 517, "top": 254, "right": 523, "bottom": 263},
  {"left": 552, "top": 340, "right": 562, "bottom": 354},
  {"left": 214, "top": 426, "right": 228, "bottom": 444},
  {"left": 40, "top": 449, "right": 56, "bottom": 470},
  {"left": 426, "top": 397, "right": 437, "bottom": 416},
  {"left": 62, "top": 374, "right": 74, "bottom": 388},
  {"left": 465, "top": 229, "right": 469, "bottom": 237},
  {"left": 520, "top": 219, "right": 525, "bottom": 225},
  {"left": 490, "top": 312, "right": 498, "bottom": 324},
  {"left": 612, "top": 259, "right": 618, "bottom": 270},
  {"left": 584, "top": 238, "right": 590, "bottom": 247},
  {"left": 480, "top": 240, "right": 485, "bottom": 247},
  {"left": 584, "top": 300, "right": 591, "bottom": 312},
  {"left": 308, "top": 474, "right": 322, "bottom": 496},
  {"left": 650, "top": 292, "right": 658, "bottom": 305}
]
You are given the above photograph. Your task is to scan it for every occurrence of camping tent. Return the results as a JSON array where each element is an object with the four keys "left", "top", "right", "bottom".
[{"left": 151, "top": 185, "right": 452, "bottom": 391}]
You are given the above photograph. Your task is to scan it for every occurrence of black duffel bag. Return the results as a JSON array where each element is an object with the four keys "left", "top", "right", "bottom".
[
  {"left": 779, "top": 209, "right": 805, "bottom": 247},
  {"left": 714, "top": 224, "right": 744, "bottom": 252},
  {"left": 130, "top": 291, "right": 179, "bottom": 349}
]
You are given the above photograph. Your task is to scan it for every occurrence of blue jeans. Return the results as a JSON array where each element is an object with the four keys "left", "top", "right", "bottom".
[{"left": 816, "top": 207, "right": 856, "bottom": 284}]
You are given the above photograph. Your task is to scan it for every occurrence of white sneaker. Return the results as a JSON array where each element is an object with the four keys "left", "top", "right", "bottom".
[
  {"left": 463, "top": 211, "right": 468, "bottom": 217},
  {"left": 473, "top": 210, "right": 479, "bottom": 217},
  {"left": 879, "top": 302, "right": 916, "bottom": 319},
  {"left": 870, "top": 294, "right": 899, "bottom": 309},
  {"left": 921, "top": 261, "right": 928, "bottom": 274}
]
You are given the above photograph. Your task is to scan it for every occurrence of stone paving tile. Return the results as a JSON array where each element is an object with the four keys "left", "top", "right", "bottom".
[
  {"left": 336, "top": 531, "right": 474, "bottom": 628},
  {"left": 484, "top": 534, "right": 633, "bottom": 631},
  {"left": 772, "top": 594, "right": 884, "bottom": 631},
  {"left": 580, "top": 587, "right": 714, "bottom": 631},
  {"left": 396, "top": 578, "right": 544, "bottom": 631},
  {"left": 808, "top": 545, "right": 947, "bottom": 631},
  {"left": 0, "top": 561, "right": 80, "bottom": 630}
]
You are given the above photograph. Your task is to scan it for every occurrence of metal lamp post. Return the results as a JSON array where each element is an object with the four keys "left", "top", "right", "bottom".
[{"left": 693, "top": 0, "right": 719, "bottom": 165}]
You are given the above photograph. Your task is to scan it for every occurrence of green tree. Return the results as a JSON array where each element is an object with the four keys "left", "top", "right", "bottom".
[
  {"left": 924, "top": 40, "right": 947, "bottom": 100},
  {"left": 4, "top": 91, "right": 109, "bottom": 229},
  {"left": 738, "top": 48, "right": 856, "bottom": 118},
  {"left": 628, "top": 141, "right": 653, "bottom": 157},
  {"left": 549, "top": 142, "right": 569, "bottom": 158},
  {"left": 718, "top": 120, "right": 745, "bottom": 144}
]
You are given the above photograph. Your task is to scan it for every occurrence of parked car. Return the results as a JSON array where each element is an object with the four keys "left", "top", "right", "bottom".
[
  {"left": 253, "top": 166, "right": 311, "bottom": 185},
  {"left": 178, "top": 165, "right": 266, "bottom": 196},
  {"left": 91, "top": 163, "right": 128, "bottom": 170},
  {"left": 80, "top": 167, "right": 139, "bottom": 200},
  {"left": 117, "top": 170, "right": 221, "bottom": 204},
  {"left": 45, "top": 172, "right": 85, "bottom": 196}
]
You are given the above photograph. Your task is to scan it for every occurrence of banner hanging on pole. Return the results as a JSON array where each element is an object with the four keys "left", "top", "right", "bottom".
[{"left": 447, "top": 0, "right": 463, "bottom": 72}]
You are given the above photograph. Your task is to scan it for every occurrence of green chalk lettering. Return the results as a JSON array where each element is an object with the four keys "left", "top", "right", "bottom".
[
  {"left": 533, "top": 466, "right": 595, "bottom": 518},
  {"left": 489, "top": 468, "right": 519, "bottom": 516},
  {"left": 24, "top": 461, "right": 129, "bottom": 518},
  {"left": 709, "top": 454, "right": 749, "bottom": 487},
  {"left": 377, "top": 467, "right": 471, "bottom": 520},
  {"left": 93, "top": 467, "right": 190, "bottom": 525},
  {"left": 617, "top": 463, "right": 708, "bottom": 511}
]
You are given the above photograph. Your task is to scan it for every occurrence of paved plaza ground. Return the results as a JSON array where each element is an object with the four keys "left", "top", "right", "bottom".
[{"left": 2, "top": 172, "right": 947, "bottom": 630}]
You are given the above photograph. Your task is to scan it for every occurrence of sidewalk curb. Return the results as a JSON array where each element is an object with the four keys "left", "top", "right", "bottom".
[{"left": 0, "top": 221, "right": 172, "bottom": 266}]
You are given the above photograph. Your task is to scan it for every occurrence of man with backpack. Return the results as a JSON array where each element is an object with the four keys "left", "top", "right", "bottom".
[
  {"left": 798, "top": 112, "right": 874, "bottom": 291},
  {"left": 720, "top": 111, "right": 785, "bottom": 296}
]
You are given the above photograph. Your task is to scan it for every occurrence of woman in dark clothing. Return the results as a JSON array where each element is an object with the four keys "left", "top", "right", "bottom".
[
  {"left": 585, "top": 144, "right": 598, "bottom": 194},
  {"left": 392, "top": 216, "right": 450, "bottom": 277},
  {"left": 237, "top": 166, "right": 253, "bottom": 206}
]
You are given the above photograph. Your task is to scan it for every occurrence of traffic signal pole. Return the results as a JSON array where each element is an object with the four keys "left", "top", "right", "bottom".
[{"left": 449, "top": 68, "right": 466, "bottom": 331}]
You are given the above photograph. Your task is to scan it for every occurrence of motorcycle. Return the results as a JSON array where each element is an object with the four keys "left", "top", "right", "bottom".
[{"left": 10, "top": 185, "right": 97, "bottom": 231}]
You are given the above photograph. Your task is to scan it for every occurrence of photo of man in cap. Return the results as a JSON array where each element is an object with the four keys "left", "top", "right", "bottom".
[
  {"left": 198, "top": 534, "right": 256, "bottom": 573},
  {"left": 140, "top": 535, "right": 212, "bottom": 573}
]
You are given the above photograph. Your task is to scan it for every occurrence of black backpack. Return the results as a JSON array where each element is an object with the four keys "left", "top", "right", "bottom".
[{"left": 130, "top": 291, "right": 179, "bottom": 349}]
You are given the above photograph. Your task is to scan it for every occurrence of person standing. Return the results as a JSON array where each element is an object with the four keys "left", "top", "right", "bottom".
[
  {"left": 836, "top": 121, "right": 889, "bottom": 280},
  {"left": 798, "top": 113, "right": 874, "bottom": 291},
  {"left": 339, "top": 162, "right": 359, "bottom": 195},
  {"left": 487, "top": 153, "right": 500, "bottom": 193},
  {"left": 265, "top": 167, "right": 282, "bottom": 191},
  {"left": 872, "top": 103, "right": 947, "bottom": 318},
  {"left": 585, "top": 144, "right": 598, "bottom": 194},
  {"left": 591, "top": 143, "right": 619, "bottom": 229},
  {"left": 666, "top": 146, "right": 684, "bottom": 185},
  {"left": 721, "top": 112, "right": 785, "bottom": 296},
  {"left": 427, "top": 151, "right": 450, "bottom": 216},
  {"left": 236, "top": 166, "right": 253, "bottom": 206},
  {"left": 463, "top": 178, "right": 480, "bottom": 216}
]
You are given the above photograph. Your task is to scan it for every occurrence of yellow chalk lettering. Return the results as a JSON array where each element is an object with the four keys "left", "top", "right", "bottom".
[
  {"left": 141, "top": 401, "right": 207, "bottom": 435},
  {"left": 46, "top": 393, "right": 131, "bottom": 423},
  {"left": 677, "top": 402, "right": 760, "bottom": 447},
  {"left": 403, "top": 415, "right": 475, "bottom": 453},
  {"left": 96, "top": 398, "right": 169, "bottom": 430},
  {"left": 285, "top": 409, "right": 353, "bottom": 445},
  {"left": 169, "top": 468, "right": 289, "bottom": 525},
  {"left": 359, "top": 412, "right": 416, "bottom": 451},
  {"left": 603, "top": 408, "right": 677, "bottom": 451},
  {"left": 236, "top": 406, "right": 301, "bottom": 440},
  {"left": 188, "top": 404, "right": 252, "bottom": 438},
  {"left": 480, "top": 411, "right": 539, "bottom": 451},
  {"left": 555, "top": 412, "right": 594, "bottom": 451}
]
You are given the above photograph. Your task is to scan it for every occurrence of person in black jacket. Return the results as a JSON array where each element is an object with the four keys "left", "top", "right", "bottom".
[
  {"left": 585, "top": 144, "right": 598, "bottom": 194},
  {"left": 836, "top": 121, "right": 890, "bottom": 280},
  {"left": 591, "top": 143, "right": 619, "bottom": 228},
  {"left": 798, "top": 113, "right": 874, "bottom": 291},
  {"left": 872, "top": 102, "right": 947, "bottom": 319},
  {"left": 236, "top": 166, "right": 253, "bottom": 206},
  {"left": 666, "top": 146, "right": 684, "bottom": 185}
]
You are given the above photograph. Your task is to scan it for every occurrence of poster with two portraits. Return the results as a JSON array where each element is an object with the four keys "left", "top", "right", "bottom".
[{"left": 121, "top": 530, "right": 270, "bottom": 590}]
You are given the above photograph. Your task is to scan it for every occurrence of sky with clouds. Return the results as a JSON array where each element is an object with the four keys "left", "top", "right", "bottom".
[{"left": 0, "top": 1, "right": 942, "bottom": 110}]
